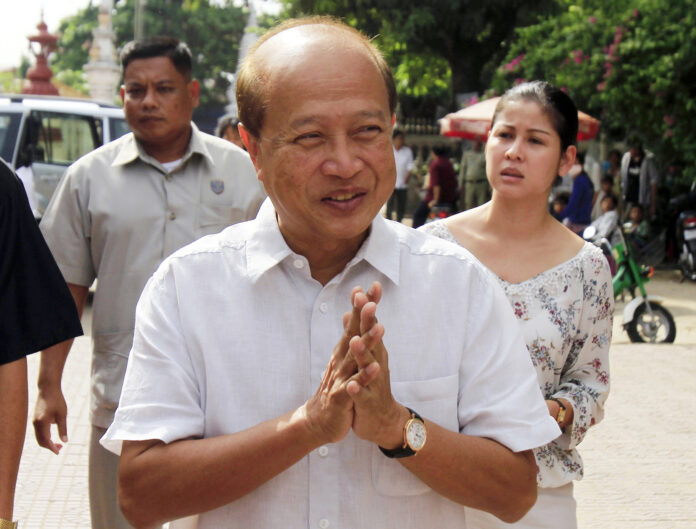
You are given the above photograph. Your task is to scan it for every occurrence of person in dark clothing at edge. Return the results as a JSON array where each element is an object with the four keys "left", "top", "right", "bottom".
[{"left": 0, "top": 158, "right": 83, "bottom": 529}]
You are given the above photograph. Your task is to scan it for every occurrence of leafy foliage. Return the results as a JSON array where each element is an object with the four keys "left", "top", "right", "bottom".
[
  {"left": 493, "top": 0, "right": 696, "bottom": 183},
  {"left": 281, "top": 0, "right": 559, "bottom": 111},
  {"left": 50, "top": 0, "right": 247, "bottom": 106}
]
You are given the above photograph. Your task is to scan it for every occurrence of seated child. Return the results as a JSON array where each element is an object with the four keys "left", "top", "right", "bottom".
[{"left": 590, "top": 193, "right": 619, "bottom": 245}]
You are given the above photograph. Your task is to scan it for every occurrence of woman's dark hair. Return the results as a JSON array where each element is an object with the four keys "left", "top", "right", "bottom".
[{"left": 492, "top": 81, "right": 579, "bottom": 152}]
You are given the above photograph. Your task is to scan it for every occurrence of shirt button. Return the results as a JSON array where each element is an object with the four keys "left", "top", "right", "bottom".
[
  {"left": 293, "top": 259, "right": 304, "bottom": 269},
  {"left": 169, "top": 211, "right": 176, "bottom": 221},
  {"left": 318, "top": 446, "right": 329, "bottom": 457},
  {"left": 319, "top": 302, "right": 328, "bottom": 313},
  {"left": 319, "top": 519, "right": 330, "bottom": 529}
]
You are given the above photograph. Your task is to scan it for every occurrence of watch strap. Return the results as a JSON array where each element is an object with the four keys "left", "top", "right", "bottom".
[
  {"left": 0, "top": 519, "right": 18, "bottom": 529},
  {"left": 378, "top": 407, "right": 423, "bottom": 459}
]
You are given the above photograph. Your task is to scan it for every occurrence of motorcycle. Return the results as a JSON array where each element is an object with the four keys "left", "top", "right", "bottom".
[
  {"left": 584, "top": 223, "right": 676, "bottom": 343},
  {"left": 668, "top": 182, "right": 696, "bottom": 282}
]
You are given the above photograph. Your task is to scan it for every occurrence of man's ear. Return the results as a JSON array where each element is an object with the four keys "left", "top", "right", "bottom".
[
  {"left": 188, "top": 79, "right": 201, "bottom": 109},
  {"left": 120, "top": 85, "right": 125, "bottom": 104},
  {"left": 238, "top": 123, "right": 263, "bottom": 181}
]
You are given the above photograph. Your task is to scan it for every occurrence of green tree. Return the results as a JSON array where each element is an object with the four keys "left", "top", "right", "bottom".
[
  {"left": 50, "top": 0, "right": 247, "bottom": 106},
  {"left": 492, "top": 0, "right": 696, "bottom": 183},
  {"left": 282, "top": 0, "right": 560, "bottom": 112}
]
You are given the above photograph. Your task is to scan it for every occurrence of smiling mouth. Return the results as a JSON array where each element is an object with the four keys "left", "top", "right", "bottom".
[{"left": 323, "top": 192, "right": 365, "bottom": 202}]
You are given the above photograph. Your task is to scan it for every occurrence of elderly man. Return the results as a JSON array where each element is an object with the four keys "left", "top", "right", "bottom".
[
  {"left": 33, "top": 37, "right": 265, "bottom": 529},
  {"left": 103, "top": 18, "right": 559, "bottom": 528}
]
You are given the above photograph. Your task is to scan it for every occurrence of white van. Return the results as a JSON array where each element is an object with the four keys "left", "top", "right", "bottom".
[{"left": 0, "top": 94, "right": 130, "bottom": 217}]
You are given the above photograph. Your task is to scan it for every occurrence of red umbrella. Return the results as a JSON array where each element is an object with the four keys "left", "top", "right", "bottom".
[{"left": 439, "top": 96, "right": 600, "bottom": 142}]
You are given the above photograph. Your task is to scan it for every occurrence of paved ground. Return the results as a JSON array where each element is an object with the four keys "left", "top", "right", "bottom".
[{"left": 14, "top": 269, "right": 696, "bottom": 528}]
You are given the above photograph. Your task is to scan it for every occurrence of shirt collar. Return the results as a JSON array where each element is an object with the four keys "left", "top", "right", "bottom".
[
  {"left": 245, "top": 199, "right": 401, "bottom": 286},
  {"left": 111, "top": 122, "right": 214, "bottom": 171}
]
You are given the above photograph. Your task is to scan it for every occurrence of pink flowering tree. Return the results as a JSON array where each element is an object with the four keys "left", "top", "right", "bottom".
[{"left": 492, "top": 0, "right": 696, "bottom": 183}]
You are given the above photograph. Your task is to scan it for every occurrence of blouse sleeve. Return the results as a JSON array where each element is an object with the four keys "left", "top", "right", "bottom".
[{"left": 554, "top": 248, "right": 613, "bottom": 449}]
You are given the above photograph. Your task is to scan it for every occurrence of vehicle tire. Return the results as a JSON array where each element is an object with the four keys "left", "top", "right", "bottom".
[{"left": 626, "top": 302, "right": 677, "bottom": 343}]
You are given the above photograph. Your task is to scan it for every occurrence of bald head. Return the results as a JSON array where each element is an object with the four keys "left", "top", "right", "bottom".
[{"left": 236, "top": 17, "right": 396, "bottom": 139}]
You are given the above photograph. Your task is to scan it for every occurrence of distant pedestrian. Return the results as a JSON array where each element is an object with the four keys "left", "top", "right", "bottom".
[
  {"left": 32, "top": 37, "right": 265, "bottom": 529},
  {"left": 216, "top": 114, "right": 246, "bottom": 151},
  {"left": 385, "top": 129, "right": 413, "bottom": 222},
  {"left": 411, "top": 144, "right": 458, "bottom": 228},
  {"left": 0, "top": 158, "right": 82, "bottom": 529},
  {"left": 620, "top": 137, "right": 659, "bottom": 219},
  {"left": 558, "top": 151, "right": 594, "bottom": 234},
  {"left": 458, "top": 138, "right": 488, "bottom": 211}
]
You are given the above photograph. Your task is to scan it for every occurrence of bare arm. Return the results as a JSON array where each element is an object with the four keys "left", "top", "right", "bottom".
[
  {"left": 429, "top": 185, "right": 441, "bottom": 208},
  {"left": 0, "top": 357, "right": 28, "bottom": 520},
  {"left": 33, "top": 283, "right": 89, "bottom": 454}
]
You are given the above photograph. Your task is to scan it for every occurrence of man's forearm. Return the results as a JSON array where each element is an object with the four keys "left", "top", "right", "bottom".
[
  {"left": 119, "top": 407, "right": 324, "bottom": 528},
  {"left": 400, "top": 420, "right": 538, "bottom": 523},
  {"left": 0, "top": 357, "right": 28, "bottom": 519}
]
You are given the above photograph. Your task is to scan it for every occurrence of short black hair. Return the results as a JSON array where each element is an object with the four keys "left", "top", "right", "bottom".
[
  {"left": 393, "top": 129, "right": 405, "bottom": 140},
  {"left": 432, "top": 144, "right": 450, "bottom": 157},
  {"left": 601, "top": 193, "right": 617, "bottom": 207},
  {"left": 120, "top": 37, "right": 193, "bottom": 79}
]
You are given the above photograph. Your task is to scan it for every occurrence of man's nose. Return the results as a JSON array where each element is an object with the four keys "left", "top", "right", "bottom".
[
  {"left": 141, "top": 86, "right": 158, "bottom": 108},
  {"left": 322, "top": 136, "right": 364, "bottom": 178}
]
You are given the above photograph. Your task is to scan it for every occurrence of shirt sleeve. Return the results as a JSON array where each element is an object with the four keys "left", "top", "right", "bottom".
[
  {"left": 39, "top": 165, "right": 96, "bottom": 286},
  {"left": 457, "top": 266, "right": 561, "bottom": 452},
  {"left": 0, "top": 163, "right": 83, "bottom": 363},
  {"left": 554, "top": 249, "right": 613, "bottom": 449},
  {"left": 101, "top": 263, "right": 204, "bottom": 455}
]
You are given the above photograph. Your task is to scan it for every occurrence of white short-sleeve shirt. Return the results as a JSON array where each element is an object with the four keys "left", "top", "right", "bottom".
[{"left": 103, "top": 199, "right": 560, "bottom": 528}]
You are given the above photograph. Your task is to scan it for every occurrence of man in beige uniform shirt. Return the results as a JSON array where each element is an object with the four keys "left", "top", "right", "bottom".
[{"left": 32, "top": 37, "right": 265, "bottom": 529}]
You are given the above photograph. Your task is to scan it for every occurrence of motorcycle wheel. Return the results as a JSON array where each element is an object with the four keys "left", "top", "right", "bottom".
[{"left": 626, "top": 302, "right": 676, "bottom": 343}]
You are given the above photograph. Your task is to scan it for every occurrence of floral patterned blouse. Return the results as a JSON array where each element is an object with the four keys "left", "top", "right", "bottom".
[{"left": 421, "top": 221, "right": 613, "bottom": 488}]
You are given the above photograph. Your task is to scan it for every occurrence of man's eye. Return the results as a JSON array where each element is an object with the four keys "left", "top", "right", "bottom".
[
  {"left": 355, "top": 126, "right": 381, "bottom": 138},
  {"left": 294, "top": 132, "right": 323, "bottom": 144},
  {"left": 529, "top": 137, "right": 544, "bottom": 145},
  {"left": 158, "top": 86, "right": 175, "bottom": 94},
  {"left": 127, "top": 88, "right": 145, "bottom": 97}
]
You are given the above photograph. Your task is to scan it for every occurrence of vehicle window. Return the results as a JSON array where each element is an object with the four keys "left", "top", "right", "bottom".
[
  {"left": 33, "top": 111, "right": 100, "bottom": 166},
  {"left": 0, "top": 112, "right": 21, "bottom": 163},
  {"left": 110, "top": 118, "right": 130, "bottom": 142}
]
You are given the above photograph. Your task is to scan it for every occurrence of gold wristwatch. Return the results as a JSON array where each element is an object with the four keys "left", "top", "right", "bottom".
[
  {"left": 0, "top": 518, "right": 18, "bottom": 529},
  {"left": 378, "top": 408, "right": 427, "bottom": 458}
]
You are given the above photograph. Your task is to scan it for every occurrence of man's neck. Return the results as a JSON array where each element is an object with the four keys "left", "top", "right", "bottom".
[
  {"left": 140, "top": 126, "right": 193, "bottom": 163},
  {"left": 280, "top": 227, "right": 369, "bottom": 286}
]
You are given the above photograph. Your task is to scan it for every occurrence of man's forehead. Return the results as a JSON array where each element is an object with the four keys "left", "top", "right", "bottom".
[{"left": 255, "top": 25, "right": 371, "bottom": 74}]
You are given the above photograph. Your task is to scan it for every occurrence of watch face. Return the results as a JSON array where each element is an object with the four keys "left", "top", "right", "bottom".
[{"left": 406, "top": 419, "right": 427, "bottom": 451}]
